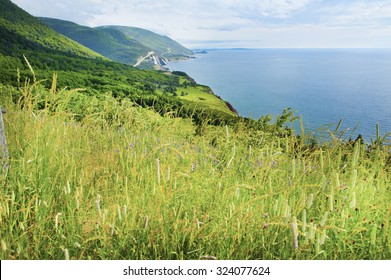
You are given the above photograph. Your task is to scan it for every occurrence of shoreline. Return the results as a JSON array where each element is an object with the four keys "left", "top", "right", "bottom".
[
  {"left": 167, "top": 48, "right": 391, "bottom": 141},
  {"left": 168, "top": 56, "right": 240, "bottom": 116}
]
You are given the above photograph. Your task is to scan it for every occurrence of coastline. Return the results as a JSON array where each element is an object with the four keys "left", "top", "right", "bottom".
[
  {"left": 167, "top": 48, "right": 391, "bottom": 141},
  {"left": 168, "top": 54, "right": 240, "bottom": 116},
  {"left": 169, "top": 75, "right": 239, "bottom": 117}
]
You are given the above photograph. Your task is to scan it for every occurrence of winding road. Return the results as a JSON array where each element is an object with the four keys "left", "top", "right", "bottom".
[{"left": 133, "top": 51, "right": 154, "bottom": 67}]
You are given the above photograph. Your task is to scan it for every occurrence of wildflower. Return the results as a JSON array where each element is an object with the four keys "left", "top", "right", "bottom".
[{"left": 126, "top": 143, "right": 135, "bottom": 150}]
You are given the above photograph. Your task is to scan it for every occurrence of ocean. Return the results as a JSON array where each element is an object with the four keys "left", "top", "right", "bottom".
[{"left": 168, "top": 49, "right": 391, "bottom": 141}]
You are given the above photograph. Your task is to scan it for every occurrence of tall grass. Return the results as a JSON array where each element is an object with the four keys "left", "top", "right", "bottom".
[{"left": 0, "top": 76, "right": 390, "bottom": 260}]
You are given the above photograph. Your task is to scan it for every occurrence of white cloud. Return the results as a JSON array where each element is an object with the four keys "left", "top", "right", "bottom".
[
  {"left": 231, "top": 0, "right": 313, "bottom": 18},
  {"left": 10, "top": 0, "right": 391, "bottom": 48},
  {"left": 318, "top": 1, "right": 391, "bottom": 26}
]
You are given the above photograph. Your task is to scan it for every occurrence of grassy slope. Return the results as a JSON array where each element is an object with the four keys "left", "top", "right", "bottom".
[
  {"left": 0, "top": 0, "right": 389, "bottom": 260},
  {"left": 0, "top": 81, "right": 390, "bottom": 260},
  {"left": 175, "top": 77, "right": 235, "bottom": 116},
  {"left": 39, "top": 17, "right": 148, "bottom": 65}
]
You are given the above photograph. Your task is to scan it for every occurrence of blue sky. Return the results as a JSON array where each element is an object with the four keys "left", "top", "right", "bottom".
[{"left": 11, "top": 0, "right": 391, "bottom": 48}]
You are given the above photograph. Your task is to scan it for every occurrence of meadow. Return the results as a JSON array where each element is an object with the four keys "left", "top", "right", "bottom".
[{"left": 0, "top": 72, "right": 390, "bottom": 260}]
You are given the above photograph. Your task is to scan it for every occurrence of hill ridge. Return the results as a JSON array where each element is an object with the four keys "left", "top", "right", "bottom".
[
  {"left": 38, "top": 17, "right": 148, "bottom": 66},
  {"left": 0, "top": 0, "right": 103, "bottom": 59},
  {"left": 39, "top": 17, "right": 193, "bottom": 68}
]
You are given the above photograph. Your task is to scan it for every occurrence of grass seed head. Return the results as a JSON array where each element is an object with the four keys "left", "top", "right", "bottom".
[{"left": 55, "top": 213, "right": 62, "bottom": 231}]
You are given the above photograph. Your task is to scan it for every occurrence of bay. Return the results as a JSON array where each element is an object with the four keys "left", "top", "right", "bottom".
[{"left": 169, "top": 49, "right": 391, "bottom": 141}]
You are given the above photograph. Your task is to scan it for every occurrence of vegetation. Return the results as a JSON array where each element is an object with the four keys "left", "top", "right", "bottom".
[
  {"left": 39, "top": 18, "right": 193, "bottom": 67},
  {"left": 39, "top": 18, "right": 181, "bottom": 66},
  {"left": 0, "top": 0, "right": 102, "bottom": 59},
  {"left": 104, "top": 26, "right": 193, "bottom": 58},
  {"left": 0, "top": 52, "right": 237, "bottom": 125},
  {"left": 0, "top": 0, "right": 389, "bottom": 260},
  {"left": 0, "top": 74, "right": 390, "bottom": 260},
  {"left": 0, "top": 0, "right": 234, "bottom": 123}
]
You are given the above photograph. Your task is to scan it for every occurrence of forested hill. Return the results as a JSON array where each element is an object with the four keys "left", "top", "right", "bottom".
[
  {"left": 0, "top": 0, "right": 103, "bottom": 59},
  {"left": 39, "top": 18, "right": 193, "bottom": 68},
  {"left": 100, "top": 25, "right": 193, "bottom": 58},
  {"left": 38, "top": 18, "right": 153, "bottom": 66}
]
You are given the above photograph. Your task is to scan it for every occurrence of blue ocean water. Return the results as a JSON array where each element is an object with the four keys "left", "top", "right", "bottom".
[{"left": 169, "top": 49, "right": 391, "bottom": 141}]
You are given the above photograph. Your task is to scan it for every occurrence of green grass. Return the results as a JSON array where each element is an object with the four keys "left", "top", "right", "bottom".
[
  {"left": 0, "top": 77, "right": 390, "bottom": 260},
  {"left": 176, "top": 85, "right": 236, "bottom": 116},
  {"left": 168, "top": 76, "right": 236, "bottom": 116}
]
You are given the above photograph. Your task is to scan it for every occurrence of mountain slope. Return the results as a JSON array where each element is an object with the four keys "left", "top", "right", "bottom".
[
  {"left": 39, "top": 18, "right": 193, "bottom": 68},
  {"left": 0, "top": 0, "right": 103, "bottom": 59},
  {"left": 99, "top": 26, "right": 193, "bottom": 59},
  {"left": 39, "top": 17, "right": 148, "bottom": 65}
]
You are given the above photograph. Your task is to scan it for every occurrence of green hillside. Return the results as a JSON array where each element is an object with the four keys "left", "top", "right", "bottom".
[
  {"left": 39, "top": 18, "right": 193, "bottom": 67},
  {"left": 0, "top": 0, "right": 103, "bottom": 59},
  {"left": 0, "top": 74, "right": 390, "bottom": 260},
  {"left": 0, "top": 0, "right": 390, "bottom": 261},
  {"left": 39, "top": 17, "right": 148, "bottom": 65},
  {"left": 101, "top": 25, "right": 193, "bottom": 59}
]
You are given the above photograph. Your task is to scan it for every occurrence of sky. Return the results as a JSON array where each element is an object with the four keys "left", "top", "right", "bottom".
[{"left": 10, "top": 0, "right": 391, "bottom": 49}]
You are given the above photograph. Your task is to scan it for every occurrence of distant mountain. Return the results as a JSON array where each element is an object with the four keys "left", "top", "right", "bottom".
[
  {"left": 0, "top": 0, "right": 103, "bottom": 59},
  {"left": 39, "top": 18, "right": 193, "bottom": 68},
  {"left": 101, "top": 26, "right": 193, "bottom": 59},
  {"left": 39, "top": 17, "right": 148, "bottom": 65}
]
